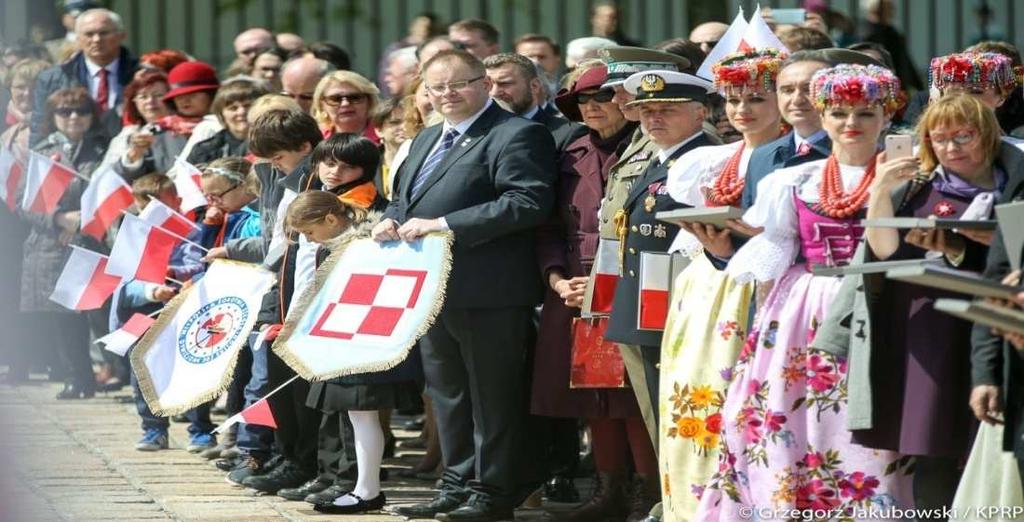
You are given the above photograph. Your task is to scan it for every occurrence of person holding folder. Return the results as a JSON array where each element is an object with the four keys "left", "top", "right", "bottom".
[
  {"left": 656, "top": 48, "right": 785, "bottom": 522},
  {"left": 856, "top": 94, "right": 1017, "bottom": 510},
  {"left": 694, "top": 64, "right": 914, "bottom": 519}
]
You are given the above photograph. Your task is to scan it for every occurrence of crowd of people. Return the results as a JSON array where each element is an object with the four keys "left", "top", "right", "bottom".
[{"left": 3, "top": 0, "right": 1024, "bottom": 520}]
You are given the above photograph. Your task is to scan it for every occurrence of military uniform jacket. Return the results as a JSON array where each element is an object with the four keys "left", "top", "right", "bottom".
[
  {"left": 604, "top": 132, "right": 714, "bottom": 347},
  {"left": 598, "top": 127, "right": 658, "bottom": 239}
]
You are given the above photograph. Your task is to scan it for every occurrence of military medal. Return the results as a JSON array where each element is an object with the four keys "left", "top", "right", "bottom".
[{"left": 644, "top": 182, "right": 662, "bottom": 212}]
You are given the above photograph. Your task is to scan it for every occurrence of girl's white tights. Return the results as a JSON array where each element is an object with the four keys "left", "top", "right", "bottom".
[{"left": 333, "top": 409, "right": 384, "bottom": 506}]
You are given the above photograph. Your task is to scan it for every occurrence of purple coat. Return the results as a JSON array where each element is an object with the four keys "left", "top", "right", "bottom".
[{"left": 530, "top": 123, "right": 640, "bottom": 419}]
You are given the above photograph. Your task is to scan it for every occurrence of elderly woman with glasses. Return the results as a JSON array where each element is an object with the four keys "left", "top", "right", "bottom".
[
  {"left": 532, "top": 60, "right": 649, "bottom": 521},
  {"left": 842, "top": 94, "right": 1023, "bottom": 511},
  {"left": 22, "top": 87, "right": 109, "bottom": 400},
  {"left": 312, "top": 70, "right": 381, "bottom": 143}
]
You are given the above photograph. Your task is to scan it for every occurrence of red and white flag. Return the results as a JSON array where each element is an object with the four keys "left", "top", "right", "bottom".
[
  {"left": 637, "top": 252, "right": 671, "bottom": 331},
  {"left": 0, "top": 145, "right": 23, "bottom": 211},
  {"left": 139, "top": 197, "right": 199, "bottom": 238},
  {"left": 215, "top": 398, "right": 278, "bottom": 433},
  {"left": 105, "top": 213, "right": 180, "bottom": 284},
  {"left": 696, "top": 9, "right": 748, "bottom": 80},
  {"left": 22, "top": 151, "right": 77, "bottom": 215},
  {"left": 80, "top": 167, "right": 133, "bottom": 240},
  {"left": 172, "top": 159, "right": 208, "bottom": 213},
  {"left": 97, "top": 313, "right": 157, "bottom": 356},
  {"left": 740, "top": 7, "right": 788, "bottom": 52},
  {"left": 584, "top": 239, "right": 620, "bottom": 316},
  {"left": 49, "top": 246, "right": 122, "bottom": 310}
]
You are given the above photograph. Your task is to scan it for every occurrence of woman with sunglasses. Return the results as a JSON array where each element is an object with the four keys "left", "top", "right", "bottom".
[
  {"left": 658, "top": 48, "right": 786, "bottom": 521},
  {"left": 23, "top": 87, "right": 109, "bottom": 400},
  {"left": 534, "top": 61, "right": 648, "bottom": 521},
  {"left": 850, "top": 94, "right": 1021, "bottom": 511},
  {"left": 311, "top": 71, "right": 381, "bottom": 144}
]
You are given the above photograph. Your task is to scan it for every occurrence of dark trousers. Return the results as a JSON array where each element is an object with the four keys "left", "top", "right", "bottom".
[
  {"left": 421, "top": 305, "right": 532, "bottom": 499},
  {"left": 640, "top": 345, "right": 660, "bottom": 436},
  {"left": 316, "top": 410, "right": 357, "bottom": 483},
  {"left": 912, "top": 455, "right": 961, "bottom": 514},
  {"left": 53, "top": 312, "right": 93, "bottom": 389},
  {"left": 266, "top": 350, "right": 320, "bottom": 473}
]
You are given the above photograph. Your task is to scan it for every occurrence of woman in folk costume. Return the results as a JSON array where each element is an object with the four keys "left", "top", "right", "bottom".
[
  {"left": 928, "top": 51, "right": 1020, "bottom": 115},
  {"left": 658, "top": 48, "right": 786, "bottom": 521},
  {"left": 694, "top": 64, "right": 914, "bottom": 520}
]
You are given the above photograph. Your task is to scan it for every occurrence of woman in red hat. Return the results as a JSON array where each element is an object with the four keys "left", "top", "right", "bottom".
[
  {"left": 113, "top": 60, "right": 220, "bottom": 181},
  {"left": 534, "top": 60, "right": 654, "bottom": 522}
]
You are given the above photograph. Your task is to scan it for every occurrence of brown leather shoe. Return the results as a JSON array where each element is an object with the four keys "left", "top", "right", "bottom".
[{"left": 556, "top": 473, "right": 629, "bottom": 522}]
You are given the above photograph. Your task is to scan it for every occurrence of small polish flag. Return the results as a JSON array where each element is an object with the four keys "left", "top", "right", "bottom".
[
  {"left": 80, "top": 167, "right": 133, "bottom": 240},
  {"left": 215, "top": 398, "right": 278, "bottom": 433},
  {"left": 105, "top": 213, "right": 181, "bottom": 284},
  {"left": 96, "top": 313, "right": 156, "bottom": 356},
  {"left": 637, "top": 252, "right": 671, "bottom": 331},
  {"left": 696, "top": 9, "right": 748, "bottom": 80},
  {"left": 172, "top": 159, "right": 208, "bottom": 213},
  {"left": 49, "top": 246, "right": 122, "bottom": 310},
  {"left": 0, "top": 146, "right": 23, "bottom": 211},
  {"left": 139, "top": 197, "right": 199, "bottom": 238},
  {"left": 586, "top": 239, "right": 620, "bottom": 316},
  {"left": 22, "top": 151, "right": 78, "bottom": 215},
  {"left": 740, "top": 6, "right": 789, "bottom": 52}
]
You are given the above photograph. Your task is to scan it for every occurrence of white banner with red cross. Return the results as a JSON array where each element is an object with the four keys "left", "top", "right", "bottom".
[{"left": 275, "top": 232, "right": 453, "bottom": 381}]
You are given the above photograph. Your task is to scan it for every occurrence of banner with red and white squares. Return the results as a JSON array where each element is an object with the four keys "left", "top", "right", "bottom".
[{"left": 275, "top": 233, "right": 453, "bottom": 381}]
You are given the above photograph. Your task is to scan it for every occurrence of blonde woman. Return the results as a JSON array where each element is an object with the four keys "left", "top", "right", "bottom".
[{"left": 311, "top": 70, "right": 381, "bottom": 142}]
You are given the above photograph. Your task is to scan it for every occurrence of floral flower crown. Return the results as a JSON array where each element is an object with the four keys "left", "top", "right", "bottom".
[
  {"left": 810, "top": 64, "right": 903, "bottom": 115},
  {"left": 711, "top": 48, "right": 787, "bottom": 94},
  {"left": 928, "top": 52, "right": 1021, "bottom": 96}
]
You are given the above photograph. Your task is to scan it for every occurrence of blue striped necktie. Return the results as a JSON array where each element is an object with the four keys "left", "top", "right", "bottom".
[{"left": 411, "top": 128, "right": 459, "bottom": 197}]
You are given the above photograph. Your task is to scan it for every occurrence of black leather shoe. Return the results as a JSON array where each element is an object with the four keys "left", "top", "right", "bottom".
[
  {"left": 242, "top": 461, "right": 314, "bottom": 494},
  {"left": 437, "top": 494, "right": 515, "bottom": 522},
  {"left": 306, "top": 483, "right": 350, "bottom": 505},
  {"left": 277, "top": 477, "right": 331, "bottom": 501},
  {"left": 393, "top": 493, "right": 466, "bottom": 518},
  {"left": 544, "top": 475, "right": 580, "bottom": 503},
  {"left": 56, "top": 384, "right": 95, "bottom": 400},
  {"left": 313, "top": 492, "right": 386, "bottom": 514}
]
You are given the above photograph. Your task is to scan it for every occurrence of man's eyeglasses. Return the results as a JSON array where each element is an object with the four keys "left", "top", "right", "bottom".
[
  {"left": 322, "top": 93, "right": 369, "bottom": 106},
  {"left": 54, "top": 107, "right": 91, "bottom": 117},
  {"left": 425, "top": 76, "right": 485, "bottom": 96},
  {"left": 281, "top": 90, "right": 315, "bottom": 102},
  {"left": 204, "top": 184, "right": 240, "bottom": 201},
  {"left": 575, "top": 89, "right": 615, "bottom": 105}
]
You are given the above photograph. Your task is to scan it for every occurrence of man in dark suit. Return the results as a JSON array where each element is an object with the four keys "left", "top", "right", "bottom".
[
  {"left": 602, "top": 69, "right": 716, "bottom": 517},
  {"left": 30, "top": 7, "right": 137, "bottom": 146},
  {"left": 485, "top": 51, "right": 587, "bottom": 503},
  {"left": 373, "top": 49, "right": 557, "bottom": 521},
  {"left": 483, "top": 52, "right": 586, "bottom": 152},
  {"left": 742, "top": 51, "right": 832, "bottom": 208}
]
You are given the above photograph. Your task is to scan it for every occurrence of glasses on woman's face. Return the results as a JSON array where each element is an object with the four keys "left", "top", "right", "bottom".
[
  {"left": 928, "top": 130, "right": 978, "bottom": 149},
  {"left": 54, "top": 106, "right": 91, "bottom": 118},
  {"left": 204, "top": 183, "right": 240, "bottom": 201},
  {"left": 575, "top": 89, "right": 615, "bottom": 105},
  {"left": 322, "top": 93, "right": 368, "bottom": 107}
]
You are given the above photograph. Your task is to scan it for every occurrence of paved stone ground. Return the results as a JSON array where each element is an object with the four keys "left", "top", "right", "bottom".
[{"left": 0, "top": 378, "right": 582, "bottom": 521}]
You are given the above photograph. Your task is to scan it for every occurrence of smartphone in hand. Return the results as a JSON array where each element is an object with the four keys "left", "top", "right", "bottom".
[{"left": 885, "top": 134, "right": 914, "bottom": 160}]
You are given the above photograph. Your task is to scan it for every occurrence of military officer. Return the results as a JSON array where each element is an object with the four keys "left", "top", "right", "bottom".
[{"left": 603, "top": 70, "right": 716, "bottom": 440}]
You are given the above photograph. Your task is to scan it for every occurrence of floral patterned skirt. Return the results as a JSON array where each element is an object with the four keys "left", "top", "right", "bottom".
[
  {"left": 658, "top": 255, "right": 753, "bottom": 521},
  {"left": 694, "top": 266, "right": 914, "bottom": 521}
]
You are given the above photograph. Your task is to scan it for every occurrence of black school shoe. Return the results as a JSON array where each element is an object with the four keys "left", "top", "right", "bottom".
[
  {"left": 277, "top": 477, "right": 332, "bottom": 501},
  {"left": 393, "top": 492, "right": 466, "bottom": 518},
  {"left": 437, "top": 493, "right": 515, "bottom": 522},
  {"left": 312, "top": 492, "right": 386, "bottom": 514},
  {"left": 242, "top": 460, "right": 314, "bottom": 494}
]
